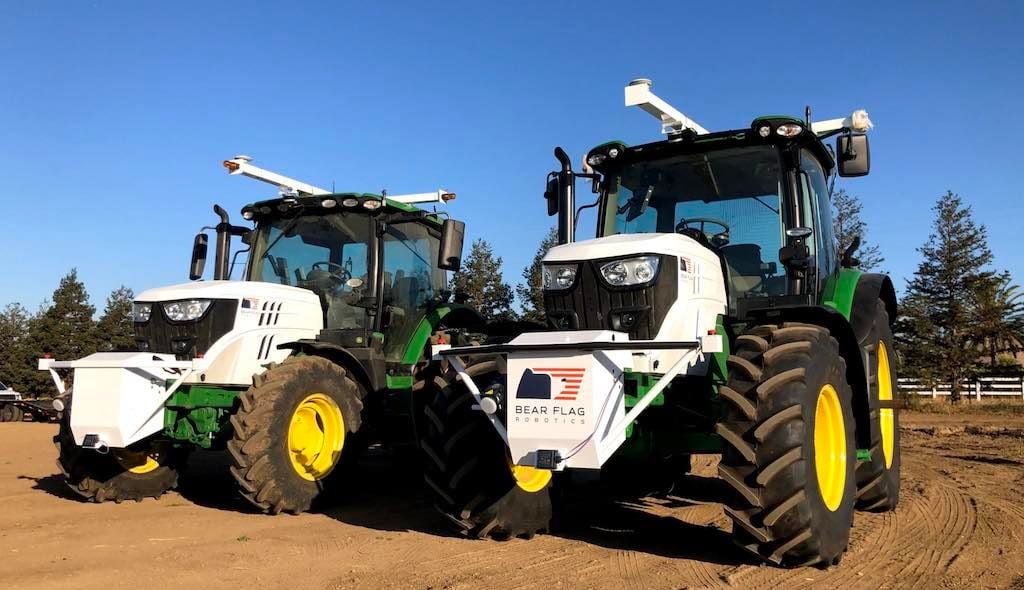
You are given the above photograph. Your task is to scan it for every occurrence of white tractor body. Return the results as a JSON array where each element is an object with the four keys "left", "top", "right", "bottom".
[
  {"left": 440, "top": 232, "right": 728, "bottom": 471},
  {"left": 40, "top": 280, "right": 323, "bottom": 449}
]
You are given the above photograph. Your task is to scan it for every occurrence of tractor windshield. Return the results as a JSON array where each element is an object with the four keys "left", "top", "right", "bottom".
[
  {"left": 248, "top": 212, "right": 372, "bottom": 330},
  {"left": 600, "top": 145, "right": 787, "bottom": 298}
]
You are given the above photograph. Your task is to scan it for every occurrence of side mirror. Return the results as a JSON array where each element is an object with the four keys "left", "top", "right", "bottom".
[
  {"left": 190, "top": 233, "right": 208, "bottom": 280},
  {"left": 544, "top": 173, "right": 558, "bottom": 216},
  {"left": 837, "top": 133, "right": 870, "bottom": 177},
  {"left": 438, "top": 219, "right": 465, "bottom": 271}
]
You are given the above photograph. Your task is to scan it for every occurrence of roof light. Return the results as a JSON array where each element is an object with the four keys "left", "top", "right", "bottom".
[
  {"left": 587, "top": 153, "right": 607, "bottom": 167},
  {"left": 342, "top": 197, "right": 359, "bottom": 207},
  {"left": 242, "top": 210, "right": 255, "bottom": 220},
  {"left": 608, "top": 147, "right": 620, "bottom": 158},
  {"left": 223, "top": 159, "right": 240, "bottom": 172},
  {"left": 776, "top": 123, "right": 803, "bottom": 137},
  {"left": 758, "top": 125, "right": 771, "bottom": 138},
  {"left": 441, "top": 192, "right": 456, "bottom": 202},
  {"left": 321, "top": 198, "right": 337, "bottom": 209},
  {"left": 362, "top": 199, "right": 382, "bottom": 210}
]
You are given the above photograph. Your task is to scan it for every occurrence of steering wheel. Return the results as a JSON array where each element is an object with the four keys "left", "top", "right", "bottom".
[
  {"left": 675, "top": 217, "right": 731, "bottom": 247},
  {"left": 311, "top": 261, "right": 352, "bottom": 287}
]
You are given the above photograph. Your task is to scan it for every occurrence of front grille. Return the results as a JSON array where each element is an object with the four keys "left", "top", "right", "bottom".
[
  {"left": 543, "top": 254, "right": 677, "bottom": 340},
  {"left": 134, "top": 299, "right": 238, "bottom": 359}
]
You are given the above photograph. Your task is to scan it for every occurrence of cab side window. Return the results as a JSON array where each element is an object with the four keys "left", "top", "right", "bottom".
[{"left": 800, "top": 150, "right": 838, "bottom": 285}]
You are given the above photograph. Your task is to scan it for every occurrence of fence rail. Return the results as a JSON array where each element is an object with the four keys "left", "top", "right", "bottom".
[{"left": 898, "top": 376, "right": 1024, "bottom": 400}]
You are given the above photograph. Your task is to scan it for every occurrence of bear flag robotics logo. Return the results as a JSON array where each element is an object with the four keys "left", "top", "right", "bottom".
[{"left": 516, "top": 368, "right": 586, "bottom": 401}]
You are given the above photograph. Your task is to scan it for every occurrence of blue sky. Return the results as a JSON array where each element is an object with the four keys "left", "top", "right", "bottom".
[{"left": 1, "top": 1, "right": 1022, "bottom": 311}]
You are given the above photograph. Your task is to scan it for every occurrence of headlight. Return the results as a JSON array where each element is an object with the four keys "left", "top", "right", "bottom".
[
  {"left": 163, "top": 299, "right": 212, "bottom": 322},
  {"left": 599, "top": 256, "right": 660, "bottom": 286},
  {"left": 542, "top": 264, "right": 578, "bottom": 290},
  {"left": 132, "top": 303, "right": 152, "bottom": 323}
]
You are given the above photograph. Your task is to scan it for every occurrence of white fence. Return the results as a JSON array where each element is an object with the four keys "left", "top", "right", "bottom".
[{"left": 898, "top": 376, "right": 1024, "bottom": 400}]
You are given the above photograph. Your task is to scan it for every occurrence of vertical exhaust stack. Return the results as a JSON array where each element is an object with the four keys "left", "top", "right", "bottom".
[
  {"left": 213, "top": 204, "right": 231, "bottom": 281},
  {"left": 554, "top": 147, "right": 575, "bottom": 245}
]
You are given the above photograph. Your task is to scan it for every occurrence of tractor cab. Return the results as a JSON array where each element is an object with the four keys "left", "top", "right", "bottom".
[
  {"left": 185, "top": 156, "right": 466, "bottom": 365},
  {"left": 544, "top": 79, "right": 872, "bottom": 321}
]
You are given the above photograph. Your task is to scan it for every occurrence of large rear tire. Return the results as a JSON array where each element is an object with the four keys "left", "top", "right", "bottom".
[
  {"left": 855, "top": 300, "right": 901, "bottom": 511},
  {"left": 419, "top": 360, "right": 552, "bottom": 539},
  {"left": 0, "top": 404, "right": 16, "bottom": 422},
  {"left": 55, "top": 395, "right": 180, "bottom": 502},
  {"left": 228, "top": 355, "right": 364, "bottom": 514},
  {"left": 718, "top": 323, "right": 856, "bottom": 567}
]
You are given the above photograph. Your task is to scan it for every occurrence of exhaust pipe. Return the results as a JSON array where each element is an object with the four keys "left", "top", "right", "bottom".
[{"left": 213, "top": 204, "right": 231, "bottom": 280}]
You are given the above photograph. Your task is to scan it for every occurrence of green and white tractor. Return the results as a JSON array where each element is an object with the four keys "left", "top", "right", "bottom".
[
  {"left": 418, "top": 80, "right": 900, "bottom": 567},
  {"left": 40, "top": 157, "right": 487, "bottom": 513}
]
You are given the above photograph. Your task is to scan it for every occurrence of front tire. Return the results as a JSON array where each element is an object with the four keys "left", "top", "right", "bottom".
[
  {"left": 419, "top": 360, "right": 552, "bottom": 539},
  {"left": 855, "top": 300, "right": 901, "bottom": 511},
  {"left": 718, "top": 323, "right": 856, "bottom": 567},
  {"left": 228, "top": 355, "right": 364, "bottom": 514},
  {"left": 55, "top": 396, "right": 179, "bottom": 502}
]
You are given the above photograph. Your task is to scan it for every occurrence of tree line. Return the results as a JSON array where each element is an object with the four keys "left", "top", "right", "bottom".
[{"left": 0, "top": 270, "right": 134, "bottom": 396}]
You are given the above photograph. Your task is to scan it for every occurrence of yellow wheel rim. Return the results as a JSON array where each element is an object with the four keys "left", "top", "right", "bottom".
[
  {"left": 814, "top": 384, "right": 847, "bottom": 512},
  {"left": 287, "top": 393, "right": 345, "bottom": 481},
  {"left": 878, "top": 340, "right": 895, "bottom": 469},
  {"left": 511, "top": 464, "right": 552, "bottom": 493},
  {"left": 115, "top": 447, "right": 165, "bottom": 475}
]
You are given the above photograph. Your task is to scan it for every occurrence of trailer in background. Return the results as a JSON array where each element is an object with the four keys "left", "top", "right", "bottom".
[{"left": 0, "top": 382, "right": 59, "bottom": 423}]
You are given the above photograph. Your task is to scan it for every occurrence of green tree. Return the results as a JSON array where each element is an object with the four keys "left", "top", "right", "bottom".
[
  {"left": 895, "top": 191, "right": 993, "bottom": 402},
  {"left": 23, "top": 269, "right": 99, "bottom": 394},
  {"left": 831, "top": 188, "right": 884, "bottom": 271},
  {"left": 96, "top": 286, "right": 136, "bottom": 352},
  {"left": 451, "top": 239, "right": 515, "bottom": 321},
  {"left": 0, "top": 303, "right": 33, "bottom": 392},
  {"left": 974, "top": 272, "right": 1024, "bottom": 367},
  {"left": 516, "top": 227, "right": 558, "bottom": 323}
]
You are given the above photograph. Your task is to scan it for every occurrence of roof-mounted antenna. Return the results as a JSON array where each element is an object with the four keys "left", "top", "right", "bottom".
[{"left": 624, "top": 78, "right": 709, "bottom": 136}]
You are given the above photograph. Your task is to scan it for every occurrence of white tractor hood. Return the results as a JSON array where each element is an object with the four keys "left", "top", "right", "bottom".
[
  {"left": 136, "top": 280, "right": 313, "bottom": 303},
  {"left": 544, "top": 232, "right": 705, "bottom": 262}
]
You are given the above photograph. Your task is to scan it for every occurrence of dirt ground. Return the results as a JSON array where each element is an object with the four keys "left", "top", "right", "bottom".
[{"left": 2, "top": 412, "right": 1023, "bottom": 590}]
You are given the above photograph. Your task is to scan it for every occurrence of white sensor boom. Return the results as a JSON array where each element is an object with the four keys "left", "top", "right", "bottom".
[
  {"left": 625, "top": 78, "right": 709, "bottom": 135},
  {"left": 223, "top": 156, "right": 456, "bottom": 205}
]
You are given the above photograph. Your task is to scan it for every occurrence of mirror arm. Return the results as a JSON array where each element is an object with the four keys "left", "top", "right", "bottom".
[{"left": 841, "top": 235, "right": 862, "bottom": 268}]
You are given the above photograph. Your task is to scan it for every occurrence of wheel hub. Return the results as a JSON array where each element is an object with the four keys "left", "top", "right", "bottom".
[
  {"left": 877, "top": 340, "right": 895, "bottom": 469},
  {"left": 114, "top": 446, "right": 165, "bottom": 475},
  {"left": 288, "top": 393, "right": 345, "bottom": 481},
  {"left": 814, "top": 384, "right": 847, "bottom": 511}
]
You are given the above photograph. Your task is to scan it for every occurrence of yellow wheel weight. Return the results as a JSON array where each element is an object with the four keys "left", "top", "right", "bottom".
[
  {"left": 877, "top": 340, "right": 895, "bottom": 469},
  {"left": 510, "top": 464, "right": 552, "bottom": 493},
  {"left": 814, "top": 384, "right": 847, "bottom": 512},
  {"left": 288, "top": 393, "right": 345, "bottom": 481}
]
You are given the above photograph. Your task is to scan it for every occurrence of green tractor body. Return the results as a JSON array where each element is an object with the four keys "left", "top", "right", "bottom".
[
  {"left": 418, "top": 81, "right": 900, "bottom": 567},
  {"left": 45, "top": 160, "right": 488, "bottom": 513}
]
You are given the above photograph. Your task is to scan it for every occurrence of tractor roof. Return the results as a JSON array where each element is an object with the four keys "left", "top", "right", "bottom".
[{"left": 240, "top": 193, "right": 445, "bottom": 226}]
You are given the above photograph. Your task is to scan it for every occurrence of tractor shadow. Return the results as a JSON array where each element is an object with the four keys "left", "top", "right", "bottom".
[
  {"left": 21, "top": 474, "right": 82, "bottom": 501},
  {"left": 554, "top": 473, "right": 757, "bottom": 567}
]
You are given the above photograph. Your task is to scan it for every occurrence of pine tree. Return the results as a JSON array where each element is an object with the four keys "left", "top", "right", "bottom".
[
  {"left": 832, "top": 188, "right": 884, "bottom": 271},
  {"left": 0, "top": 303, "right": 33, "bottom": 393},
  {"left": 96, "top": 286, "right": 136, "bottom": 352},
  {"left": 974, "top": 272, "right": 1024, "bottom": 366},
  {"left": 896, "top": 191, "right": 993, "bottom": 402},
  {"left": 516, "top": 227, "right": 559, "bottom": 323},
  {"left": 451, "top": 239, "right": 515, "bottom": 321},
  {"left": 23, "top": 269, "right": 100, "bottom": 394}
]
